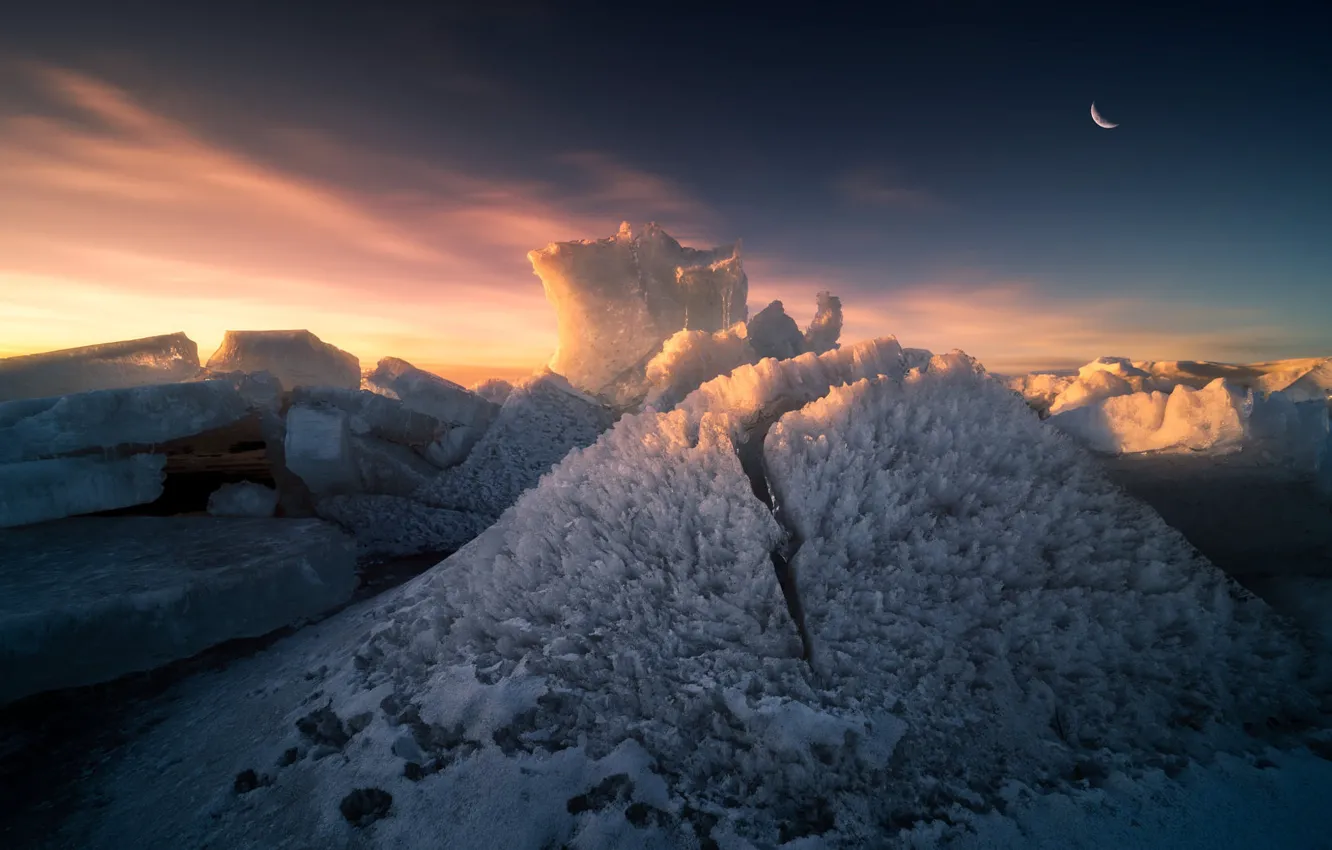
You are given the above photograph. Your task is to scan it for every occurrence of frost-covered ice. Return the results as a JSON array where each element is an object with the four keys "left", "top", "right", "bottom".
[
  {"left": 207, "top": 481, "right": 279, "bottom": 518},
  {"left": 0, "top": 517, "right": 356, "bottom": 705},
  {"left": 642, "top": 325, "right": 756, "bottom": 411},
  {"left": 1046, "top": 369, "right": 1135, "bottom": 416},
  {"left": 364, "top": 357, "right": 498, "bottom": 441},
  {"left": 0, "top": 381, "right": 249, "bottom": 463},
  {"left": 1050, "top": 378, "right": 1250, "bottom": 455},
  {"left": 528, "top": 222, "right": 747, "bottom": 397},
  {"left": 0, "top": 454, "right": 166, "bottom": 528},
  {"left": 315, "top": 494, "right": 491, "bottom": 559},
  {"left": 415, "top": 372, "right": 616, "bottom": 519},
  {"left": 22, "top": 340, "right": 1326, "bottom": 849},
  {"left": 206, "top": 329, "right": 360, "bottom": 391},
  {"left": 351, "top": 434, "right": 443, "bottom": 498},
  {"left": 0, "top": 333, "right": 202, "bottom": 402},
  {"left": 1005, "top": 371, "right": 1076, "bottom": 416}
]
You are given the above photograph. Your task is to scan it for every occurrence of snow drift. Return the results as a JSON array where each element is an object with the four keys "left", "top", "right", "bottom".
[{"left": 55, "top": 339, "right": 1321, "bottom": 850}]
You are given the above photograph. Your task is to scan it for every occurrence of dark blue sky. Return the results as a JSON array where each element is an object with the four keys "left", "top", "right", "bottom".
[{"left": 3, "top": 1, "right": 1329, "bottom": 373}]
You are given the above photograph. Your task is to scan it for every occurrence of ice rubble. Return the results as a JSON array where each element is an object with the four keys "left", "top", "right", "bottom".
[
  {"left": 0, "top": 454, "right": 166, "bottom": 528},
  {"left": 1050, "top": 378, "right": 1251, "bottom": 455},
  {"left": 206, "top": 329, "right": 360, "bottom": 391},
  {"left": 0, "top": 380, "right": 249, "bottom": 463},
  {"left": 0, "top": 517, "right": 356, "bottom": 706},
  {"left": 54, "top": 337, "right": 1321, "bottom": 849},
  {"left": 207, "top": 481, "right": 279, "bottom": 518},
  {"left": 415, "top": 372, "right": 617, "bottom": 520},
  {"left": 0, "top": 333, "right": 202, "bottom": 402},
  {"left": 471, "top": 378, "right": 515, "bottom": 406}
]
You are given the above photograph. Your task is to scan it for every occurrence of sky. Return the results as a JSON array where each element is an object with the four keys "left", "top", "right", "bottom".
[{"left": 1, "top": 2, "right": 1329, "bottom": 382}]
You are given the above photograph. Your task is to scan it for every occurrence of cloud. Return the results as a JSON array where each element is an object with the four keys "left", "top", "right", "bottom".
[
  {"left": 832, "top": 167, "right": 944, "bottom": 210},
  {"left": 0, "top": 64, "right": 713, "bottom": 373}
]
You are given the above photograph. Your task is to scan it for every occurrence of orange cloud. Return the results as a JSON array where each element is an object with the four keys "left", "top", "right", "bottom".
[{"left": 0, "top": 64, "right": 711, "bottom": 377}]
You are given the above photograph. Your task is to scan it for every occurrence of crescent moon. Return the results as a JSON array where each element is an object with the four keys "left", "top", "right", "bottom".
[{"left": 1091, "top": 102, "right": 1118, "bottom": 129}]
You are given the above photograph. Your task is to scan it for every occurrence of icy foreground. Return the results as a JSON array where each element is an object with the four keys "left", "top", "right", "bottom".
[
  {"left": 52, "top": 340, "right": 1324, "bottom": 849},
  {"left": 0, "top": 518, "right": 356, "bottom": 705},
  {"left": 0, "top": 332, "right": 202, "bottom": 402}
]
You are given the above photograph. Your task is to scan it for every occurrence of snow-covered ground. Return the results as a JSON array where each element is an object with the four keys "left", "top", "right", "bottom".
[{"left": 8, "top": 341, "right": 1327, "bottom": 849}]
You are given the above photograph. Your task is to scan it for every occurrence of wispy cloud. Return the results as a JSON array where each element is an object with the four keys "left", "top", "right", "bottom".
[
  {"left": 832, "top": 166, "right": 944, "bottom": 210},
  {"left": 0, "top": 64, "right": 714, "bottom": 376}
]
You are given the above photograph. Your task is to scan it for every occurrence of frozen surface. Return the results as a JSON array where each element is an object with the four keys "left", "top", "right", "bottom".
[
  {"left": 0, "top": 333, "right": 202, "bottom": 402},
  {"left": 0, "top": 380, "right": 249, "bottom": 463},
  {"left": 802, "top": 290, "right": 844, "bottom": 354},
  {"left": 642, "top": 325, "right": 756, "bottom": 411},
  {"left": 528, "top": 222, "right": 746, "bottom": 396},
  {"left": 1050, "top": 378, "right": 1250, "bottom": 455},
  {"left": 364, "top": 357, "right": 498, "bottom": 437},
  {"left": 315, "top": 494, "right": 490, "bottom": 559},
  {"left": 17, "top": 338, "right": 1326, "bottom": 849},
  {"left": 415, "top": 373, "right": 616, "bottom": 519},
  {"left": 206, "top": 329, "right": 360, "bottom": 391},
  {"left": 0, "top": 517, "right": 355, "bottom": 705},
  {"left": 0, "top": 454, "right": 165, "bottom": 528},
  {"left": 207, "top": 481, "right": 278, "bottom": 518},
  {"left": 746, "top": 300, "right": 807, "bottom": 361},
  {"left": 38, "top": 339, "right": 1324, "bottom": 849}
]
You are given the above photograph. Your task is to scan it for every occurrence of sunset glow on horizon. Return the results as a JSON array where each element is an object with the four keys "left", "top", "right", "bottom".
[{"left": 3, "top": 57, "right": 1328, "bottom": 381}]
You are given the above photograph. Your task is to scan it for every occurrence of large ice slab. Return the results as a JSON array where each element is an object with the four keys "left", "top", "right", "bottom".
[
  {"left": 642, "top": 326, "right": 757, "bottom": 411},
  {"left": 0, "top": 333, "right": 202, "bottom": 402},
  {"left": 0, "top": 517, "right": 356, "bottom": 705},
  {"left": 415, "top": 372, "right": 615, "bottom": 519},
  {"left": 528, "top": 222, "right": 747, "bottom": 396},
  {"left": 0, "top": 381, "right": 249, "bottom": 463},
  {"left": 206, "top": 330, "right": 360, "bottom": 391},
  {"left": 207, "top": 481, "right": 278, "bottom": 518},
  {"left": 0, "top": 454, "right": 166, "bottom": 528},
  {"left": 283, "top": 406, "right": 360, "bottom": 495},
  {"left": 746, "top": 300, "right": 806, "bottom": 361}
]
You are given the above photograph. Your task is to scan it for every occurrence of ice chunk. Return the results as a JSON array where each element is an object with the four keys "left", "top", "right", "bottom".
[
  {"left": 1317, "top": 427, "right": 1332, "bottom": 500},
  {"left": 0, "top": 381, "right": 249, "bottom": 463},
  {"left": 0, "top": 333, "right": 202, "bottom": 402},
  {"left": 1077, "top": 355, "right": 1150, "bottom": 381},
  {"left": 1248, "top": 391, "right": 1330, "bottom": 468},
  {"left": 315, "top": 494, "right": 490, "bottom": 559},
  {"left": 283, "top": 406, "right": 359, "bottom": 495},
  {"left": 1051, "top": 378, "right": 1250, "bottom": 455},
  {"left": 642, "top": 325, "right": 757, "bottom": 411},
  {"left": 802, "top": 290, "right": 843, "bottom": 354},
  {"left": 1005, "top": 371, "right": 1076, "bottom": 417},
  {"left": 351, "top": 433, "right": 441, "bottom": 497},
  {"left": 205, "top": 330, "right": 359, "bottom": 391},
  {"left": 0, "top": 517, "right": 355, "bottom": 705},
  {"left": 527, "top": 222, "right": 747, "bottom": 396},
  {"left": 746, "top": 300, "right": 806, "bottom": 361},
  {"left": 289, "top": 385, "right": 442, "bottom": 449},
  {"left": 1047, "top": 368, "right": 1134, "bottom": 415},
  {"left": 206, "top": 481, "right": 278, "bottom": 518},
  {"left": 364, "top": 357, "right": 498, "bottom": 435},
  {"left": 471, "top": 378, "right": 515, "bottom": 406},
  {"left": 0, "top": 454, "right": 166, "bottom": 528},
  {"left": 415, "top": 372, "right": 616, "bottom": 519}
]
